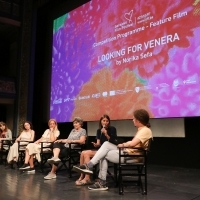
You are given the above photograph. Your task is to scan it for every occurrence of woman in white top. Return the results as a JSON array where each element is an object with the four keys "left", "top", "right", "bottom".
[
  {"left": 0, "top": 121, "right": 12, "bottom": 149},
  {"left": 19, "top": 119, "right": 60, "bottom": 173},
  {"left": 6, "top": 121, "right": 35, "bottom": 169}
]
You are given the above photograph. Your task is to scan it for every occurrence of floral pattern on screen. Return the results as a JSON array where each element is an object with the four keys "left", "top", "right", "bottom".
[{"left": 51, "top": 0, "right": 200, "bottom": 122}]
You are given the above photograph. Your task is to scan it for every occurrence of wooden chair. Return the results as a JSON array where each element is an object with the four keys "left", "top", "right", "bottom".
[{"left": 117, "top": 138, "right": 152, "bottom": 195}]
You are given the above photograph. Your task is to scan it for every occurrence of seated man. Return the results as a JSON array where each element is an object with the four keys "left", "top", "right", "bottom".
[
  {"left": 73, "top": 109, "right": 153, "bottom": 191},
  {"left": 44, "top": 117, "right": 86, "bottom": 180}
]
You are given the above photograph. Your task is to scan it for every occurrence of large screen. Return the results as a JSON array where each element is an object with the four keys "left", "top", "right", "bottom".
[{"left": 50, "top": 0, "right": 200, "bottom": 122}]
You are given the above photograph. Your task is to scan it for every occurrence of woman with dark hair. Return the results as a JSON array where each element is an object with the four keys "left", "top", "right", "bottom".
[
  {"left": 43, "top": 117, "right": 87, "bottom": 180},
  {"left": 19, "top": 119, "right": 60, "bottom": 173},
  {"left": 6, "top": 121, "right": 35, "bottom": 169},
  {"left": 75, "top": 114, "right": 117, "bottom": 186},
  {"left": 73, "top": 109, "right": 152, "bottom": 191},
  {"left": 0, "top": 121, "right": 12, "bottom": 144}
]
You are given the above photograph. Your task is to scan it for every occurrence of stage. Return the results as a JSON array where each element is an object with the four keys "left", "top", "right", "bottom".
[{"left": 0, "top": 164, "right": 199, "bottom": 200}]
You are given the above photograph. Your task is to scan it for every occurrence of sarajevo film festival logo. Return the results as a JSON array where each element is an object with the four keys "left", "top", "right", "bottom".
[{"left": 124, "top": 10, "right": 133, "bottom": 23}]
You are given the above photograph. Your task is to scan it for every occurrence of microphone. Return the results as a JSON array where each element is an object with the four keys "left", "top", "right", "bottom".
[{"left": 101, "top": 125, "right": 105, "bottom": 134}]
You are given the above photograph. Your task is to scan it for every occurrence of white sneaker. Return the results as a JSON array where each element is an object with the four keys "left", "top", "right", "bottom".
[
  {"left": 19, "top": 164, "right": 30, "bottom": 170},
  {"left": 44, "top": 173, "right": 57, "bottom": 180},
  {"left": 47, "top": 157, "right": 55, "bottom": 162},
  {"left": 47, "top": 157, "right": 61, "bottom": 165},
  {"left": 26, "top": 168, "right": 35, "bottom": 174},
  {"left": 54, "top": 158, "right": 61, "bottom": 163},
  {"left": 73, "top": 165, "right": 93, "bottom": 175}
]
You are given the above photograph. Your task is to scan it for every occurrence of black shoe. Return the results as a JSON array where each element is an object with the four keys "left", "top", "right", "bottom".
[
  {"left": 88, "top": 180, "right": 108, "bottom": 191},
  {"left": 19, "top": 164, "right": 30, "bottom": 170},
  {"left": 12, "top": 161, "right": 18, "bottom": 169},
  {"left": 26, "top": 167, "right": 35, "bottom": 174},
  {"left": 72, "top": 164, "right": 93, "bottom": 175},
  {"left": 5, "top": 164, "right": 12, "bottom": 169}
]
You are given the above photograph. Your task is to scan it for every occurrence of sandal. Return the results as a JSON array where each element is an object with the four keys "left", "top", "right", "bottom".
[
  {"left": 75, "top": 179, "right": 92, "bottom": 186},
  {"left": 75, "top": 178, "right": 84, "bottom": 185}
]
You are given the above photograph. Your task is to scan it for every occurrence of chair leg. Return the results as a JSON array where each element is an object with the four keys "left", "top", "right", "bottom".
[
  {"left": 137, "top": 165, "right": 147, "bottom": 195},
  {"left": 114, "top": 164, "right": 118, "bottom": 186},
  {"left": 68, "top": 156, "right": 72, "bottom": 178},
  {"left": 68, "top": 154, "right": 81, "bottom": 178},
  {"left": 118, "top": 166, "right": 124, "bottom": 195},
  {"left": 40, "top": 154, "right": 44, "bottom": 173},
  {"left": 144, "top": 165, "right": 147, "bottom": 195}
]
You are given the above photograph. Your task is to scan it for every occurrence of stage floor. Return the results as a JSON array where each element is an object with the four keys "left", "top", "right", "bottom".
[{"left": 0, "top": 164, "right": 200, "bottom": 200}]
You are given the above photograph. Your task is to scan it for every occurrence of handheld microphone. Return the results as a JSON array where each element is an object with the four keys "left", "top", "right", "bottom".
[{"left": 101, "top": 125, "right": 105, "bottom": 134}]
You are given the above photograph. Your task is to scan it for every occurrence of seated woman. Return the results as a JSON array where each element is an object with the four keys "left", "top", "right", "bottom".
[
  {"left": 19, "top": 119, "right": 60, "bottom": 173},
  {"left": 0, "top": 121, "right": 12, "bottom": 148},
  {"left": 75, "top": 114, "right": 117, "bottom": 186},
  {"left": 44, "top": 117, "right": 86, "bottom": 180},
  {"left": 6, "top": 121, "right": 35, "bottom": 169},
  {"left": 73, "top": 109, "right": 153, "bottom": 191}
]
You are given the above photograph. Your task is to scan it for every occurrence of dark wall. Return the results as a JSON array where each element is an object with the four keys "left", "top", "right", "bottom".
[
  {"left": 0, "top": 40, "right": 9, "bottom": 75},
  {"left": 148, "top": 117, "right": 200, "bottom": 168},
  {"left": 31, "top": 0, "right": 200, "bottom": 169},
  {"left": 0, "top": 105, "right": 6, "bottom": 122}
]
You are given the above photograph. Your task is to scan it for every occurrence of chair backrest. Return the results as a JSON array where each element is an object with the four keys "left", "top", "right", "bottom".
[
  {"left": 118, "top": 137, "right": 153, "bottom": 165},
  {"left": 71, "top": 133, "right": 88, "bottom": 150},
  {"left": 82, "top": 134, "right": 88, "bottom": 149},
  {"left": 18, "top": 134, "right": 36, "bottom": 151},
  {"left": 146, "top": 137, "right": 153, "bottom": 154},
  {"left": 0, "top": 139, "right": 13, "bottom": 150}
]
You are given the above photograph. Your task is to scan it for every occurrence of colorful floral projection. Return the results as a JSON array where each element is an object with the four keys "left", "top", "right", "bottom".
[{"left": 51, "top": 0, "right": 200, "bottom": 122}]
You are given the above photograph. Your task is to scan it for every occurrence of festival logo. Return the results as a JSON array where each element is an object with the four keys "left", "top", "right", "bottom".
[{"left": 124, "top": 10, "right": 133, "bottom": 23}]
